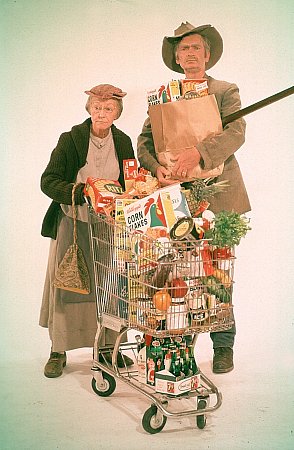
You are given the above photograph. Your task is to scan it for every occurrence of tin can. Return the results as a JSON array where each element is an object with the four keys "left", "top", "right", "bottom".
[
  {"left": 189, "top": 294, "right": 208, "bottom": 323},
  {"left": 166, "top": 302, "right": 188, "bottom": 332}
]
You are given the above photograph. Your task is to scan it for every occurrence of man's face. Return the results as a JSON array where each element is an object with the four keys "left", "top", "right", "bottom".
[{"left": 175, "top": 34, "right": 210, "bottom": 77}]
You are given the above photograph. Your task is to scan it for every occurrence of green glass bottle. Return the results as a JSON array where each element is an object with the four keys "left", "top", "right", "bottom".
[
  {"left": 169, "top": 350, "right": 177, "bottom": 375},
  {"left": 174, "top": 360, "right": 181, "bottom": 377},
  {"left": 188, "top": 346, "right": 198, "bottom": 375}
]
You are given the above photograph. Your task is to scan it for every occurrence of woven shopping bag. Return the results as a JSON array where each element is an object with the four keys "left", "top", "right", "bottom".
[{"left": 53, "top": 184, "right": 90, "bottom": 294}]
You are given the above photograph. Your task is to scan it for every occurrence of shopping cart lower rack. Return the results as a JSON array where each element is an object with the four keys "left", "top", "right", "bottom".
[{"left": 87, "top": 208, "right": 235, "bottom": 434}]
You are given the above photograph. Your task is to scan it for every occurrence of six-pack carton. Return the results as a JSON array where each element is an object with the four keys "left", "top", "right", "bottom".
[{"left": 155, "top": 370, "right": 201, "bottom": 396}]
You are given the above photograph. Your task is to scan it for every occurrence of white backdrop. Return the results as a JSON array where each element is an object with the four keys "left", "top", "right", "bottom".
[{"left": 1, "top": 0, "right": 293, "bottom": 364}]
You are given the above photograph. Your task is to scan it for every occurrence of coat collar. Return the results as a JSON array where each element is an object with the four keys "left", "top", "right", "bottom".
[{"left": 70, "top": 118, "right": 121, "bottom": 167}]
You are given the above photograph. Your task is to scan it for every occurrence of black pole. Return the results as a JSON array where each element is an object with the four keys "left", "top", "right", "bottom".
[{"left": 222, "top": 86, "right": 294, "bottom": 127}]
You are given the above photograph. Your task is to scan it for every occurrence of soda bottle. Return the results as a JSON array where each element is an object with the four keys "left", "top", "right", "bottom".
[
  {"left": 135, "top": 334, "right": 145, "bottom": 353},
  {"left": 174, "top": 359, "right": 181, "bottom": 377},
  {"left": 169, "top": 350, "right": 177, "bottom": 375},
  {"left": 164, "top": 351, "right": 171, "bottom": 372},
  {"left": 188, "top": 346, "right": 198, "bottom": 375}
]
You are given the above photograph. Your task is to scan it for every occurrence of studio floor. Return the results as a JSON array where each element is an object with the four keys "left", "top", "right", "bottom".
[
  {"left": 1, "top": 222, "right": 294, "bottom": 450},
  {"left": 1, "top": 326, "right": 293, "bottom": 450}
]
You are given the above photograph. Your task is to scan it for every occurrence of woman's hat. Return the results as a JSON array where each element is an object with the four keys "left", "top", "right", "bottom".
[
  {"left": 162, "top": 22, "right": 223, "bottom": 73},
  {"left": 84, "top": 84, "right": 127, "bottom": 99}
]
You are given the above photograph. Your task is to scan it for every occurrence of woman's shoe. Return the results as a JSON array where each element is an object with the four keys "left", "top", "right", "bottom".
[{"left": 44, "top": 352, "right": 67, "bottom": 378}]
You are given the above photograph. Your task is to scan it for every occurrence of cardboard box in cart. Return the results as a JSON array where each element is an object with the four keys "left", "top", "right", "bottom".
[
  {"left": 155, "top": 370, "right": 201, "bottom": 396},
  {"left": 123, "top": 188, "right": 177, "bottom": 232}
]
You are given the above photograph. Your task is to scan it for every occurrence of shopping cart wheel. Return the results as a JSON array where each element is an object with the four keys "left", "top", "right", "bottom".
[
  {"left": 196, "top": 398, "right": 207, "bottom": 429},
  {"left": 91, "top": 372, "right": 116, "bottom": 397},
  {"left": 142, "top": 405, "right": 167, "bottom": 434}
]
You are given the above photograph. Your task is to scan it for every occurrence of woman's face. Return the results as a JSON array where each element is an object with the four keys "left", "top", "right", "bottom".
[{"left": 89, "top": 98, "right": 119, "bottom": 136}]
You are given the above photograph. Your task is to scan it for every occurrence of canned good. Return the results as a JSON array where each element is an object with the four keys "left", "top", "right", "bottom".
[
  {"left": 166, "top": 302, "right": 188, "bottom": 331},
  {"left": 189, "top": 294, "right": 208, "bottom": 323},
  {"left": 169, "top": 217, "right": 194, "bottom": 241}
]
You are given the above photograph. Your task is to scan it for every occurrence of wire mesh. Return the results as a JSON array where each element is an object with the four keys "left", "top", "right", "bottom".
[{"left": 88, "top": 208, "right": 235, "bottom": 337}]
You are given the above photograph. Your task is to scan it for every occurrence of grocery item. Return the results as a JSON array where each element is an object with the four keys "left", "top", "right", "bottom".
[
  {"left": 123, "top": 159, "right": 138, "bottom": 192},
  {"left": 123, "top": 188, "right": 176, "bottom": 232},
  {"left": 180, "top": 79, "right": 209, "bottom": 97},
  {"left": 152, "top": 289, "right": 172, "bottom": 311},
  {"left": 84, "top": 177, "right": 123, "bottom": 214}
]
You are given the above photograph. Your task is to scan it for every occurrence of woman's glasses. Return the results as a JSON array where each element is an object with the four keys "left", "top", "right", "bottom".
[{"left": 92, "top": 105, "right": 116, "bottom": 115}]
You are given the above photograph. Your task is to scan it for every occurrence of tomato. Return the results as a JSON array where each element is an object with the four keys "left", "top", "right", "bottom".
[
  {"left": 152, "top": 290, "right": 172, "bottom": 311},
  {"left": 170, "top": 278, "right": 188, "bottom": 298}
]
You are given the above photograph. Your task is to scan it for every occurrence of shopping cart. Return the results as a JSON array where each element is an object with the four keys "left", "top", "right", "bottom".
[{"left": 87, "top": 206, "right": 235, "bottom": 433}]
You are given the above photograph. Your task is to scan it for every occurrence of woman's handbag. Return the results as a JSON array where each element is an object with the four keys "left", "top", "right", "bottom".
[{"left": 53, "top": 184, "right": 91, "bottom": 294}]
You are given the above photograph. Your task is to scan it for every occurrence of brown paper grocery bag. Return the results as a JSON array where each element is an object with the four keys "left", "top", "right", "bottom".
[{"left": 148, "top": 94, "right": 224, "bottom": 180}]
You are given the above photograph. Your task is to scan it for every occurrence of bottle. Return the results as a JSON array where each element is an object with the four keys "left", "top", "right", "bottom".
[
  {"left": 174, "top": 359, "right": 181, "bottom": 377},
  {"left": 189, "top": 356, "right": 198, "bottom": 375},
  {"left": 156, "top": 356, "right": 164, "bottom": 372},
  {"left": 161, "top": 346, "right": 168, "bottom": 361},
  {"left": 137, "top": 345, "right": 147, "bottom": 382},
  {"left": 182, "top": 348, "right": 190, "bottom": 377},
  {"left": 179, "top": 346, "right": 186, "bottom": 373},
  {"left": 135, "top": 334, "right": 145, "bottom": 353},
  {"left": 164, "top": 352, "right": 171, "bottom": 372},
  {"left": 163, "top": 337, "right": 172, "bottom": 348},
  {"left": 188, "top": 346, "right": 198, "bottom": 375},
  {"left": 169, "top": 350, "right": 177, "bottom": 375}
]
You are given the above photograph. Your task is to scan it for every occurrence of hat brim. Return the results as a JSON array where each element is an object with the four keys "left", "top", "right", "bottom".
[{"left": 162, "top": 24, "right": 223, "bottom": 73}]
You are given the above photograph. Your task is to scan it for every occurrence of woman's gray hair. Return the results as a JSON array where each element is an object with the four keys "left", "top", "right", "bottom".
[
  {"left": 174, "top": 33, "right": 211, "bottom": 57},
  {"left": 85, "top": 96, "right": 123, "bottom": 119}
]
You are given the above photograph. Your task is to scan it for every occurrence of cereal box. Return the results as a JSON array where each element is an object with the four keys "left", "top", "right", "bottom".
[
  {"left": 167, "top": 80, "right": 181, "bottom": 102},
  {"left": 160, "top": 183, "right": 191, "bottom": 220},
  {"left": 114, "top": 198, "right": 137, "bottom": 263},
  {"left": 123, "top": 188, "right": 176, "bottom": 233},
  {"left": 180, "top": 79, "right": 209, "bottom": 97}
]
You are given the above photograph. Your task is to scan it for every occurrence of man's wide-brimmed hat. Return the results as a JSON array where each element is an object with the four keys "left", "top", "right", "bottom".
[
  {"left": 162, "top": 22, "right": 223, "bottom": 73},
  {"left": 84, "top": 84, "right": 127, "bottom": 100}
]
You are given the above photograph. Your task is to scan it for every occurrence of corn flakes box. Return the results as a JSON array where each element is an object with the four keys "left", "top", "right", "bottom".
[
  {"left": 114, "top": 198, "right": 137, "bottom": 264},
  {"left": 123, "top": 189, "right": 176, "bottom": 233}
]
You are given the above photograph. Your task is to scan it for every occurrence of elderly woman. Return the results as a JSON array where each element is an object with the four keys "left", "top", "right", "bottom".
[{"left": 40, "top": 84, "right": 135, "bottom": 378}]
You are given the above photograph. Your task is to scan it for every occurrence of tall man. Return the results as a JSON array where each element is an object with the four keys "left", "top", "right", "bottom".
[{"left": 137, "top": 22, "right": 251, "bottom": 373}]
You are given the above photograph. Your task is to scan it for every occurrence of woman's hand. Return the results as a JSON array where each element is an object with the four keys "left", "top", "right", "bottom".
[
  {"left": 156, "top": 166, "right": 180, "bottom": 186},
  {"left": 171, "top": 147, "right": 201, "bottom": 179}
]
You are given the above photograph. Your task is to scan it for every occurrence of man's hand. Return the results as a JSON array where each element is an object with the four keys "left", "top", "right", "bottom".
[
  {"left": 171, "top": 146, "right": 201, "bottom": 179},
  {"left": 156, "top": 166, "right": 180, "bottom": 186}
]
